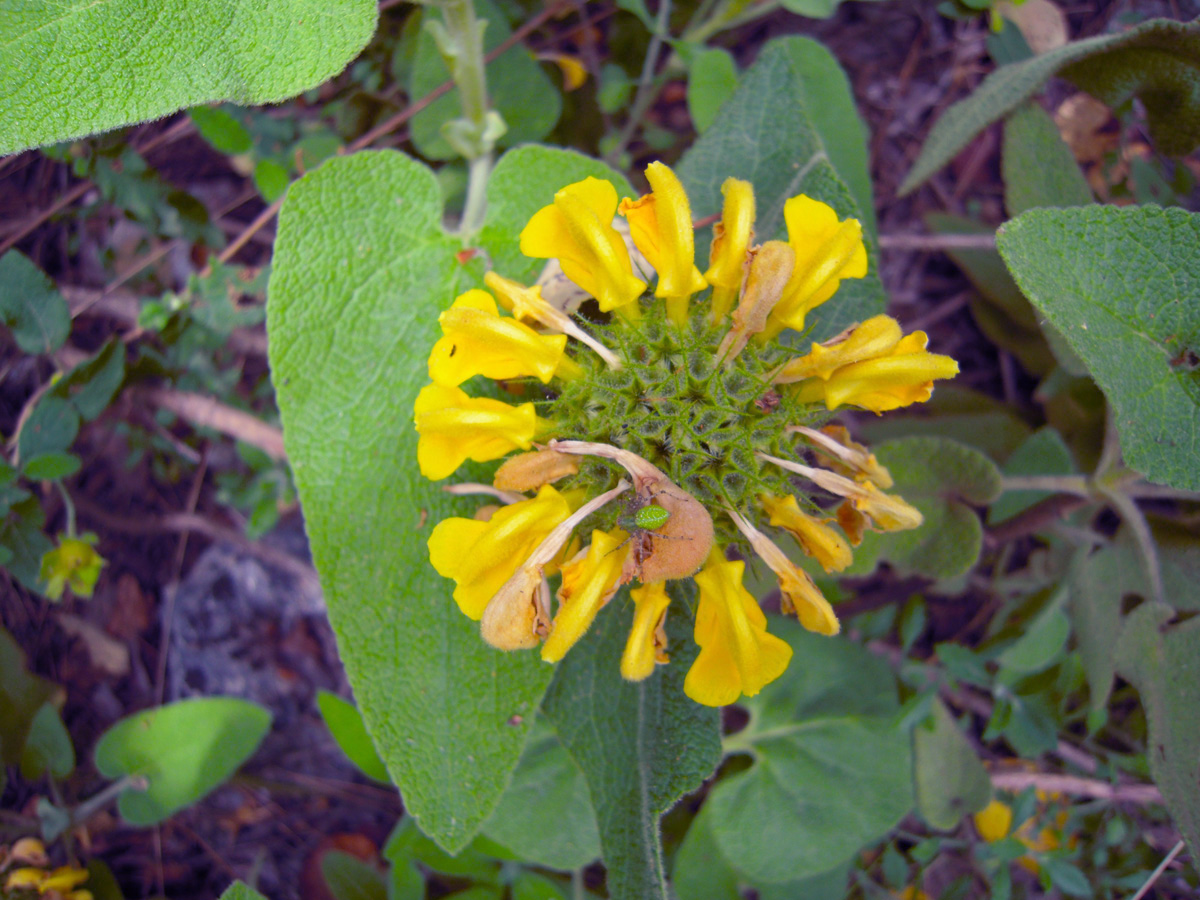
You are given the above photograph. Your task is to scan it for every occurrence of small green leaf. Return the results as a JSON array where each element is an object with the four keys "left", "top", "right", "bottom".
[
  {"left": 996, "top": 601, "right": 1070, "bottom": 674},
  {"left": 481, "top": 717, "right": 600, "bottom": 871},
  {"left": 706, "top": 619, "right": 911, "bottom": 884},
  {"left": 0, "top": 496, "right": 54, "bottom": 592},
  {"left": 189, "top": 106, "right": 253, "bottom": 155},
  {"left": 0, "top": 626, "right": 58, "bottom": 766},
  {"left": 322, "top": 850, "right": 388, "bottom": 900},
  {"left": 542, "top": 591, "right": 720, "bottom": 900},
  {"left": 17, "top": 397, "right": 80, "bottom": 465},
  {"left": 19, "top": 702, "right": 75, "bottom": 780},
  {"left": 989, "top": 428, "right": 1074, "bottom": 526},
  {"left": 316, "top": 690, "right": 391, "bottom": 784},
  {"left": 0, "top": 251, "right": 71, "bottom": 354},
  {"left": 996, "top": 205, "right": 1200, "bottom": 490},
  {"left": 22, "top": 453, "right": 82, "bottom": 482},
  {"left": 48, "top": 338, "right": 126, "bottom": 422},
  {"left": 1116, "top": 605, "right": 1200, "bottom": 863},
  {"left": 779, "top": 0, "right": 886, "bottom": 17},
  {"left": 254, "top": 159, "right": 291, "bottom": 202},
  {"left": 409, "top": 0, "right": 560, "bottom": 160},
  {"left": 0, "top": 0, "right": 378, "bottom": 155},
  {"left": 673, "top": 803, "right": 848, "bottom": 900},
  {"left": 901, "top": 19, "right": 1200, "bottom": 194},
  {"left": 1001, "top": 102, "right": 1092, "bottom": 217},
  {"left": 913, "top": 699, "right": 992, "bottom": 831},
  {"left": 510, "top": 873, "right": 568, "bottom": 900},
  {"left": 847, "top": 437, "right": 1002, "bottom": 579},
  {"left": 219, "top": 883, "right": 268, "bottom": 900},
  {"left": 686, "top": 48, "right": 738, "bottom": 134},
  {"left": 94, "top": 697, "right": 271, "bottom": 826},
  {"left": 676, "top": 36, "right": 882, "bottom": 339}
]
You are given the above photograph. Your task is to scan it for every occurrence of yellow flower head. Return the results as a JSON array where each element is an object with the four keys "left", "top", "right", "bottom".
[
  {"left": 520, "top": 177, "right": 647, "bottom": 315},
  {"left": 39, "top": 534, "right": 104, "bottom": 601},
  {"left": 417, "top": 164, "right": 955, "bottom": 706}
]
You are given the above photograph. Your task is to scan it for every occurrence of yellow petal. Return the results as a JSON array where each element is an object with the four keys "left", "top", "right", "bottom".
[
  {"left": 621, "top": 581, "right": 671, "bottom": 681},
  {"left": 765, "top": 196, "right": 867, "bottom": 336},
  {"left": 541, "top": 52, "right": 588, "bottom": 90},
  {"left": 428, "top": 289, "right": 572, "bottom": 386},
  {"left": 974, "top": 799, "right": 1013, "bottom": 842},
  {"left": 684, "top": 552, "right": 792, "bottom": 706},
  {"left": 618, "top": 162, "right": 707, "bottom": 306},
  {"left": 428, "top": 486, "right": 574, "bottom": 619},
  {"left": 493, "top": 448, "right": 580, "bottom": 491},
  {"left": 542, "top": 528, "right": 631, "bottom": 662},
  {"left": 11, "top": 838, "right": 49, "bottom": 867},
  {"left": 40, "top": 867, "right": 90, "bottom": 894},
  {"left": 520, "top": 177, "right": 647, "bottom": 314},
  {"left": 5, "top": 869, "right": 46, "bottom": 891},
  {"left": 795, "top": 330, "right": 959, "bottom": 413},
  {"left": 775, "top": 315, "right": 903, "bottom": 383},
  {"left": 759, "top": 494, "right": 852, "bottom": 573},
  {"left": 414, "top": 384, "right": 540, "bottom": 480},
  {"left": 704, "top": 177, "right": 756, "bottom": 321}
]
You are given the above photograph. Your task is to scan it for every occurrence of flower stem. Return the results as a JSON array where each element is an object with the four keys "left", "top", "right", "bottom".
[{"left": 56, "top": 480, "right": 77, "bottom": 537}]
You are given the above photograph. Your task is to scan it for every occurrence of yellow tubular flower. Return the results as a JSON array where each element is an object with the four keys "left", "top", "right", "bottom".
[
  {"left": 429, "top": 290, "right": 578, "bottom": 386},
  {"left": 764, "top": 195, "right": 868, "bottom": 339},
  {"left": 727, "top": 507, "right": 840, "bottom": 636},
  {"left": 428, "top": 485, "right": 574, "bottom": 620},
  {"left": 40, "top": 868, "right": 90, "bottom": 894},
  {"left": 974, "top": 799, "right": 1013, "bottom": 842},
  {"left": 414, "top": 384, "right": 541, "bottom": 481},
  {"left": 758, "top": 453, "right": 923, "bottom": 533},
  {"left": 520, "top": 177, "right": 647, "bottom": 316},
  {"left": 618, "top": 162, "right": 708, "bottom": 323},
  {"left": 774, "top": 315, "right": 903, "bottom": 383},
  {"left": 792, "top": 424, "right": 894, "bottom": 488},
  {"left": 759, "top": 494, "right": 852, "bottom": 573},
  {"left": 794, "top": 331, "right": 959, "bottom": 413},
  {"left": 684, "top": 551, "right": 793, "bottom": 707},
  {"left": 704, "top": 177, "right": 755, "bottom": 322},
  {"left": 5, "top": 869, "right": 46, "bottom": 891},
  {"left": 621, "top": 581, "right": 671, "bottom": 681},
  {"left": 542, "top": 528, "right": 631, "bottom": 663}
]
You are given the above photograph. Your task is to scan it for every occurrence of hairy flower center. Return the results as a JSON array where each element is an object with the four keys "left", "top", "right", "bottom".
[{"left": 548, "top": 299, "right": 828, "bottom": 542}]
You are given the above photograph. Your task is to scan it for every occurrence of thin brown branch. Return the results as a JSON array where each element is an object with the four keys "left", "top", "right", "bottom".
[
  {"left": 877, "top": 232, "right": 997, "bottom": 251},
  {"left": 135, "top": 386, "right": 285, "bottom": 460},
  {"left": 989, "top": 770, "right": 1163, "bottom": 804}
]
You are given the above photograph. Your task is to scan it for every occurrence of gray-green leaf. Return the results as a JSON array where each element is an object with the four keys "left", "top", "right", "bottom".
[
  {"left": 913, "top": 699, "right": 991, "bottom": 831},
  {"left": 996, "top": 205, "right": 1200, "bottom": 490},
  {"left": 676, "top": 36, "right": 881, "bottom": 340},
  {"left": 707, "top": 620, "right": 911, "bottom": 884},
  {"left": 901, "top": 19, "right": 1200, "bottom": 195},
  {"left": 1001, "top": 102, "right": 1093, "bottom": 217},
  {"left": 0, "top": 0, "right": 378, "bottom": 155},
  {"left": 542, "top": 591, "right": 720, "bottom": 900}
]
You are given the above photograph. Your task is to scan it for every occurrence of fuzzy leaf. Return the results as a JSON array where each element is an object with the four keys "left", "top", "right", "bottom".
[
  {"left": 902, "top": 19, "right": 1200, "bottom": 194},
  {"left": 1115, "top": 604, "right": 1200, "bottom": 862},
  {"left": 0, "top": 251, "right": 70, "bottom": 355},
  {"left": 997, "top": 205, "right": 1200, "bottom": 490},
  {"left": 543, "top": 591, "right": 720, "bottom": 900},
  {"left": 913, "top": 699, "right": 992, "bottom": 830},
  {"left": 1002, "top": 102, "right": 1093, "bottom": 217},
  {"left": 0, "top": 0, "right": 378, "bottom": 155},
  {"left": 686, "top": 48, "right": 739, "bottom": 134},
  {"left": 705, "top": 620, "right": 911, "bottom": 884}
]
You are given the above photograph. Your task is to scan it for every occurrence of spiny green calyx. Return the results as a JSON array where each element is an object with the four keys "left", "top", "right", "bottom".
[{"left": 546, "top": 300, "right": 829, "bottom": 540}]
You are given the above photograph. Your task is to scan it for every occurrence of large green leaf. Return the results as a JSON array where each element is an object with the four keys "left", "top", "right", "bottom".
[
  {"left": 0, "top": 0, "right": 378, "bottom": 155},
  {"left": 543, "top": 590, "right": 720, "bottom": 900},
  {"left": 268, "top": 145, "right": 636, "bottom": 852},
  {"left": 676, "top": 36, "right": 883, "bottom": 341},
  {"left": 901, "top": 19, "right": 1200, "bottom": 194},
  {"left": 481, "top": 717, "right": 601, "bottom": 872},
  {"left": 996, "top": 205, "right": 1200, "bottom": 490},
  {"left": 94, "top": 697, "right": 271, "bottom": 826},
  {"left": 408, "top": 0, "right": 560, "bottom": 160},
  {"left": 845, "top": 437, "right": 1002, "bottom": 579},
  {"left": 706, "top": 619, "right": 911, "bottom": 883},
  {"left": 1115, "top": 604, "right": 1200, "bottom": 861}
]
